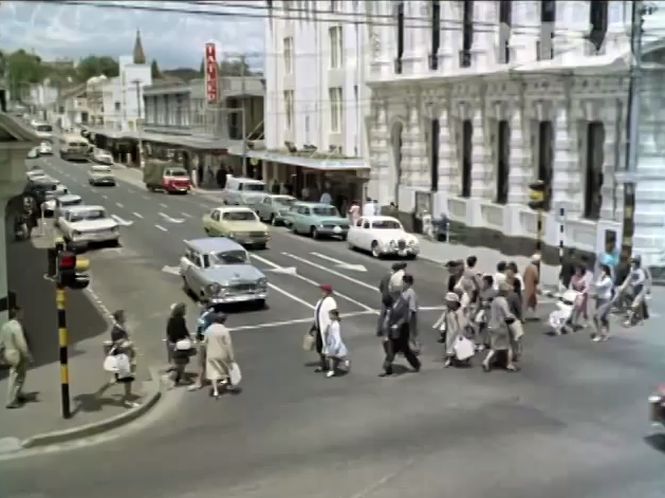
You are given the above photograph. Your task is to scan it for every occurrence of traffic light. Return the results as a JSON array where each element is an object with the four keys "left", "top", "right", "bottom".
[
  {"left": 528, "top": 180, "right": 547, "bottom": 210},
  {"left": 57, "top": 251, "right": 90, "bottom": 289}
]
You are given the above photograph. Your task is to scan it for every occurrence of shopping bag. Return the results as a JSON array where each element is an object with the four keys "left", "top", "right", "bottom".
[
  {"left": 302, "top": 332, "right": 315, "bottom": 351},
  {"left": 103, "top": 354, "right": 118, "bottom": 372},
  {"left": 454, "top": 336, "right": 475, "bottom": 361},
  {"left": 229, "top": 362, "right": 242, "bottom": 385},
  {"left": 114, "top": 353, "right": 133, "bottom": 380},
  {"left": 175, "top": 338, "right": 193, "bottom": 351},
  {"left": 508, "top": 320, "right": 524, "bottom": 341}
]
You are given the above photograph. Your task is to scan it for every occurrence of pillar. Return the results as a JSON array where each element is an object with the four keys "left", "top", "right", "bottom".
[
  {"left": 551, "top": 105, "right": 581, "bottom": 216},
  {"left": 470, "top": 105, "right": 491, "bottom": 199},
  {"left": 507, "top": 105, "right": 530, "bottom": 205}
]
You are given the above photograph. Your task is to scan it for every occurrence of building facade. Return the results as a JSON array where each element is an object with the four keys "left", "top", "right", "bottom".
[
  {"left": 365, "top": 0, "right": 665, "bottom": 265},
  {"left": 262, "top": 0, "right": 371, "bottom": 206},
  {"left": 100, "top": 55, "right": 151, "bottom": 132}
]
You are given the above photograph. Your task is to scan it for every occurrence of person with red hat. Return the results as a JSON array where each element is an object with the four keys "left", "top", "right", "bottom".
[{"left": 312, "top": 284, "right": 337, "bottom": 372}]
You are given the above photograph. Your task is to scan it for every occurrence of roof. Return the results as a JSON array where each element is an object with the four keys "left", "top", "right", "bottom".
[
  {"left": 0, "top": 113, "right": 41, "bottom": 143},
  {"left": 66, "top": 205, "right": 105, "bottom": 212},
  {"left": 294, "top": 202, "right": 336, "bottom": 208},
  {"left": 228, "top": 176, "right": 265, "bottom": 184},
  {"left": 214, "top": 206, "right": 257, "bottom": 213},
  {"left": 362, "top": 215, "right": 401, "bottom": 222},
  {"left": 246, "top": 149, "right": 368, "bottom": 171},
  {"left": 185, "top": 237, "right": 243, "bottom": 253},
  {"left": 56, "top": 194, "right": 82, "bottom": 202}
]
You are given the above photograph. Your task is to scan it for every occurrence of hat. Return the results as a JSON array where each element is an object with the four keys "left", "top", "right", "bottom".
[
  {"left": 531, "top": 253, "right": 542, "bottom": 262},
  {"left": 392, "top": 262, "right": 407, "bottom": 271},
  {"left": 445, "top": 292, "right": 460, "bottom": 303},
  {"left": 320, "top": 284, "right": 333, "bottom": 293}
]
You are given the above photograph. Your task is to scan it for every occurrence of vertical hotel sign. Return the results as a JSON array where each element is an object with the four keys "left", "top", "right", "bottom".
[{"left": 205, "top": 42, "right": 219, "bottom": 104}]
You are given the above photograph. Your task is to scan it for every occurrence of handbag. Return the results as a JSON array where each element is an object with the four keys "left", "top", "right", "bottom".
[
  {"left": 453, "top": 336, "right": 475, "bottom": 361},
  {"left": 176, "top": 338, "right": 193, "bottom": 351},
  {"left": 508, "top": 320, "right": 524, "bottom": 341},
  {"left": 229, "top": 362, "right": 242, "bottom": 385},
  {"left": 302, "top": 332, "right": 315, "bottom": 351},
  {"left": 103, "top": 353, "right": 119, "bottom": 372}
]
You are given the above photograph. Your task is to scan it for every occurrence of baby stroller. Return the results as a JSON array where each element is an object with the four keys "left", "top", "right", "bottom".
[{"left": 548, "top": 289, "right": 581, "bottom": 335}]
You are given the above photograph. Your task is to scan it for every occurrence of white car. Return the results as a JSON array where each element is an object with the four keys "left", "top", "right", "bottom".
[
  {"left": 26, "top": 168, "right": 47, "bottom": 181},
  {"left": 220, "top": 177, "right": 266, "bottom": 207},
  {"left": 58, "top": 205, "right": 120, "bottom": 249},
  {"left": 38, "top": 141, "right": 53, "bottom": 156},
  {"left": 45, "top": 193, "right": 82, "bottom": 217},
  {"left": 91, "top": 147, "right": 114, "bottom": 165},
  {"left": 88, "top": 165, "right": 116, "bottom": 186},
  {"left": 347, "top": 216, "right": 419, "bottom": 259},
  {"left": 26, "top": 147, "right": 39, "bottom": 159}
]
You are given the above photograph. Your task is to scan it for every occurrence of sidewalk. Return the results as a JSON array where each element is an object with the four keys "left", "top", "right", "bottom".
[{"left": 0, "top": 234, "right": 157, "bottom": 449}]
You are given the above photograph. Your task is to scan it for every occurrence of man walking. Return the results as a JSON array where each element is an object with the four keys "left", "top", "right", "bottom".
[
  {"left": 1, "top": 305, "right": 32, "bottom": 409},
  {"left": 380, "top": 280, "right": 421, "bottom": 376},
  {"left": 377, "top": 263, "right": 405, "bottom": 336}
]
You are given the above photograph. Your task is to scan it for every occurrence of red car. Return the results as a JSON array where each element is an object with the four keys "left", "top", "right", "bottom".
[{"left": 161, "top": 167, "right": 191, "bottom": 194}]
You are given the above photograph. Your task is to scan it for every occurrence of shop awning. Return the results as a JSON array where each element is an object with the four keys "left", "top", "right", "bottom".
[
  {"left": 87, "top": 127, "right": 234, "bottom": 151},
  {"left": 245, "top": 150, "right": 369, "bottom": 171}
]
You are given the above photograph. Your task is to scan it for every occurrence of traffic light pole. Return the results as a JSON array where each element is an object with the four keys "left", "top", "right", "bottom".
[
  {"left": 536, "top": 208, "right": 544, "bottom": 254},
  {"left": 56, "top": 281, "right": 71, "bottom": 419}
]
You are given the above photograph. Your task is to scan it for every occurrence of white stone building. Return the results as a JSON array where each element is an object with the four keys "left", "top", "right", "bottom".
[
  {"left": 366, "top": 0, "right": 665, "bottom": 265},
  {"left": 262, "top": 0, "right": 371, "bottom": 204},
  {"left": 100, "top": 55, "right": 151, "bottom": 132}
]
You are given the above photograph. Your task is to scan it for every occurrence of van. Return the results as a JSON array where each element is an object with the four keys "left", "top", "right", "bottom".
[
  {"left": 221, "top": 177, "right": 266, "bottom": 207},
  {"left": 59, "top": 134, "right": 91, "bottom": 161},
  {"left": 32, "top": 121, "right": 53, "bottom": 142}
]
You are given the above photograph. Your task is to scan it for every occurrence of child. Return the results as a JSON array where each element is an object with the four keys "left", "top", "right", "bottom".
[{"left": 323, "top": 309, "right": 350, "bottom": 378}]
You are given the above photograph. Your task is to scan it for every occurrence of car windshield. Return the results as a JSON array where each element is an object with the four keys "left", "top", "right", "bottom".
[
  {"left": 168, "top": 169, "right": 188, "bottom": 177},
  {"left": 93, "top": 166, "right": 111, "bottom": 173},
  {"left": 242, "top": 183, "right": 265, "bottom": 192},
  {"left": 223, "top": 211, "right": 257, "bottom": 221},
  {"left": 36, "top": 125, "right": 52, "bottom": 132},
  {"left": 211, "top": 250, "right": 248, "bottom": 265},
  {"left": 274, "top": 197, "right": 295, "bottom": 207},
  {"left": 312, "top": 206, "right": 340, "bottom": 217},
  {"left": 61, "top": 199, "right": 81, "bottom": 206},
  {"left": 372, "top": 220, "right": 402, "bottom": 229},
  {"left": 69, "top": 210, "right": 106, "bottom": 222}
]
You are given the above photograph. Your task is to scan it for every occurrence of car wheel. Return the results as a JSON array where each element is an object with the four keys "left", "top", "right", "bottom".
[
  {"left": 311, "top": 226, "right": 319, "bottom": 239},
  {"left": 256, "top": 243, "right": 268, "bottom": 250},
  {"left": 340, "top": 234, "right": 348, "bottom": 241},
  {"left": 255, "top": 299, "right": 266, "bottom": 309},
  {"left": 406, "top": 254, "right": 417, "bottom": 260},
  {"left": 371, "top": 241, "right": 381, "bottom": 259},
  {"left": 204, "top": 227, "right": 211, "bottom": 236},
  {"left": 109, "top": 239, "right": 120, "bottom": 248}
]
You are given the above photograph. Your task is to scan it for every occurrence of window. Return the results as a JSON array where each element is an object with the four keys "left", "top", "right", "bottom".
[
  {"left": 537, "top": 121, "right": 554, "bottom": 211},
  {"left": 584, "top": 122, "right": 605, "bottom": 220},
  {"left": 283, "top": 37, "right": 294, "bottom": 74},
  {"left": 330, "top": 0, "right": 337, "bottom": 11},
  {"left": 541, "top": 0, "right": 556, "bottom": 22},
  {"left": 223, "top": 211, "right": 258, "bottom": 221},
  {"left": 430, "top": 0, "right": 441, "bottom": 70},
  {"left": 499, "top": 0, "right": 512, "bottom": 63},
  {"left": 329, "top": 26, "right": 343, "bottom": 69},
  {"left": 539, "top": 0, "right": 556, "bottom": 60},
  {"left": 589, "top": 0, "right": 608, "bottom": 52},
  {"left": 461, "top": 0, "right": 474, "bottom": 67},
  {"left": 395, "top": 2, "right": 405, "bottom": 73},
  {"left": 461, "top": 120, "right": 472, "bottom": 198},
  {"left": 284, "top": 90, "right": 294, "bottom": 130},
  {"left": 212, "top": 250, "right": 248, "bottom": 265},
  {"left": 496, "top": 120, "right": 510, "bottom": 204},
  {"left": 329, "top": 87, "right": 342, "bottom": 132},
  {"left": 430, "top": 119, "right": 439, "bottom": 191},
  {"left": 114, "top": 102, "right": 121, "bottom": 111},
  {"left": 313, "top": 206, "right": 340, "bottom": 216},
  {"left": 372, "top": 220, "right": 402, "bottom": 229}
]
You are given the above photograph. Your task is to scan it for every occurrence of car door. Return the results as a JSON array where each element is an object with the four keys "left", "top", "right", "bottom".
[
  {"left": 181, "top": 250, "right": 203, "bottom": 296},
  {"left": 348, "top": 217, "right": 362, "bottom": 246},
  {"left": 205, "top": 209, "right": 220, "bottom": 235},
  {"left": 294, "top": 206, "right": 308, "bottom": 233},
  {"left": 359, "top": 219, "right": 373, "bottom": 250}
]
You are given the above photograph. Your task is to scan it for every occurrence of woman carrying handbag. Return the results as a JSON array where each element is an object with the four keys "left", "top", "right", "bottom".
[{"left": 166, "top": 303, "right": 194, "bottom": 387}]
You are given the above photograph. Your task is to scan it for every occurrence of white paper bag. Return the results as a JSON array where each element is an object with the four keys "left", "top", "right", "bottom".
[
  {"left": 103, "top": 355, "right": 118, "bottom": 372},
  {"left": 454, "top": 336, "right": 475, "bottom": 361},
  {"left": 229, "top": 362, "right": 242, "bottom": 385}
]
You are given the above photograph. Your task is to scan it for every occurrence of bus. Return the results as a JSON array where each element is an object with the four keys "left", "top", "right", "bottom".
[
  {"left": 31, "top": 121, "right": 54, "bottom": 142},
  {"left": 59, "top": 133, "right": 91, "bottom": 161}
]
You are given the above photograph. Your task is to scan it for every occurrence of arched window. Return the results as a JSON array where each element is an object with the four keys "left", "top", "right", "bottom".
[
  {"left": 496, "top": 120, "right": 510, "bottom": 204},
  {"left": 461, "top": 120, "right": 472, "bottom": 198}
]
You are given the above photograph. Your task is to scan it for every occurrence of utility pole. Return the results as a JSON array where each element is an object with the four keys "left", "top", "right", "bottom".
[
  {"left": 132, "top": 79, "right": 144, "bottom": 168},
  {"left": 240, "top": 55, "right": 248, "bottom": 177},
  {"left": 621, "top": 1, "right": 646, "bottom": 271}
]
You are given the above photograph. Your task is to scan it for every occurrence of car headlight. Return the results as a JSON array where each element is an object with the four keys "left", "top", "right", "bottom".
[
  {"left": 258, "top": 277, "right": 267, "bottom": 288},
  {"left": 205, "top": 283, "right": 222, "bottom": 296},
  {"left": 389, "top": 240, "right": 397, "bottom": 247},
  {"left": 112, "top": 226, "right": 119, "bottom": 233},
  {"left": 408, "top": 238, "right": 417, "bottom": 246}
]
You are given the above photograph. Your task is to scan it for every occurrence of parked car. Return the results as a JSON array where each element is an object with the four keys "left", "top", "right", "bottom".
[
  {"left": 57, "top": 205, "right": 120, "bottom": 250},
  {"left": 255, "top": 194, "right": 297, "bottom": 225},
  {"left": 179, "top": 237, "right": 268, "bottom": 306},
  {"left": 38, "top": 141, "right": 53, "bottom": 156},
  {"left": 91, "top": 147, "right": 114, "bottom": 165},
  {"left": 44, "top": 193, "right": 82, "bottom": 217},
  {"left": 143, "top": 160, "right": 191, "bottom": 194},
  {"left": 24, "top": 178, "right": 62, "bottom": 205},
  {"left": 202, "top": 206, "right": 269, "bottom": 249},
  {"left": 26, "top": 168, "right": 47, "bottom": 181},
  {"left": 347, "top": 215, "right": 419, "bottom": 259},
  {"left": 289, "top": 202, "right": 350, "bottom": 240},
  {"left": 88, "top": 165, "right": 116, "bottom": 186},
  {"left": 220, "top": 176, "right": 266, "bottom": 207}
]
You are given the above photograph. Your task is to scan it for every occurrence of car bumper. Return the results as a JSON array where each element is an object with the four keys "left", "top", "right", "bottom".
[
  {"left": 92, "top": 177, "right": 116, "bottom": 184},
  {"left": 380, "top": 246, "right": 419, "bottom": 257},
  {"left": 210, "top": 291, "right": 268, "bottom": 304},
  {"left": 316, "top": 227, "right": 348, "bottom": 237},
  {"left": 95, "top": 158, "right": 113, "bottom": 165},
  {"left": 165, "top": 186, "right": 191, "bottom": 193},
  {"left": 72, "top": 233, "right": 120, "bottom": 245},
  {"left": 231, "top": 236, "right": 269, "bottom": 246}
]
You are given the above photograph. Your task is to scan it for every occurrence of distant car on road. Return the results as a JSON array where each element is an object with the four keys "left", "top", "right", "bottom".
[
  {"left": 143, "top": 160, "right": 191, "bottom": 194},
  {"left": 347, "top": 215, "right": 419, "bottom": 259},
  {"left": 88, "top": 165, "right": 116, "bottom": 186},
  {"left": 38, "top": 141, "right": 53, "bottom": 156},
  {"left": 220, "top": 176, "right": 266, "bottom": 207},
  {"left": 202, "top": 206, "right": 269, "bottom": 249},
  {"left": 26, "top": 168, "right": 47, "bottom": 181},
  {"left": 32, "top": 121, "right": 53, "bottom": 142},
  {"left": 58, "top": 205, "right": 120, "bottom": 250},
  {"left": 59, "top": 133, "right": 91, "bottom": 161},
  {"left": 44, "top": 193, "right": 82, "bottom": 217},
  {"left": 91, "top": 147, "right": 114, "bottom": 165},
  {"left": 289, "top": 202, "right": 350, "bottom": 240},
  {"left": 255, "top": 194, "right": 296, "bottom": 225},
  {"left": 179, "top": 237, "right": 268, "bottom": 306},
  {"left": 26, "top": 147, "right": 39, "bottom": 159}
]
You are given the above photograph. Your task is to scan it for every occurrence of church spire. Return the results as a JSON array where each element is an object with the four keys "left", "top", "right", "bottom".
[{"left": 133, "top": 29, "right": 146, "bottom": 64}]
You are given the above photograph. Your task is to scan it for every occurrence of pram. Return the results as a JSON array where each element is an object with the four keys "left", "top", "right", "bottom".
[{"left": 548, "top": 289, "right": 582, "bottom": 335}]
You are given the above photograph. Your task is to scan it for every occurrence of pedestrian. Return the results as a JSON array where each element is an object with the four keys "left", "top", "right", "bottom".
[
  {"left": 301, "top": 184, "right": 310, "bottom": 201},
  {"left": 473, "top": 274, "right": 496, "bottom": 351},
  {"left": 483, "top": 282, "right": 518, "bottom": 372},
  {"left": 320, "top": 189, "right": 332, "bottom": 205},
  {"left": 377, "top": 263, "right": 404, "bottom": 335},
  {"left": 445, "top": 260, "right": 464, "bottom": 293},
  {"left": 348, "top": 200, "right": 361, "bottom": 225},
  {"left": 592, "top": 264, "right": 613, "bottom": 342},
  {"left": 619, "top": 255, "right": 650, "bottom": 327},
  {"left": 313, "top": 284, "right": 337, "bottom": 372},
  {"left": 522, "top": 254, "right": 541, "bottom": 320},
  {"left": 380, "top": 289, "right": 421, "bottom": 376},
  {"left": 434, "top": 292, "right": 470, "bottom": 368},
  {"left": 1, "top": 304, "right": 32, "bottom": 409},
  {"left": 109, "top": 310, "right": 139, "bottom": 408},
  {"left": 401, "top": 274, "right": 420, "bottom": 353},
  {"left": 188, "top": 303, "right": 224, "bottom": 391},
  {"left": 506, "top": 261, "right": 524, "bottom": 297},
  {"left": 493, "top": 261, "right": 507, "bottom": 291},
  {"left": 388, "top": 262, "right": 407, "bottom": 301},
  {"left": 597, "top": 241, "right": 619, "bottom": 281},
  {"left": 506, "top": 278, "right": 525, "bottom": 361},
  {"left": 569, "top": 264, "right": 589, "bottom": 330},
  {"left": 362, "top": 196, "right": 376, "bottom": 217},
  {"left": 559, "top": 248, "right": 576, "bottom": 292},
  {"left": 323, "top": 309, "right": 350, "bottom": 378},
  {"left": 216, "top": 164, "right": 228, "bottom": 189},
  {"left": 204, "top": 313, "right": 237, "bottom": 399},
  {"left": 166, "top": 303, "right": 193, "bottom": 387}
]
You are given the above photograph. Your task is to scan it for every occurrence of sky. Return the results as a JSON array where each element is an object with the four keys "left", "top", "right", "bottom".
[{"left": 0, "top": 0, "right": 265, "bottom": 70}]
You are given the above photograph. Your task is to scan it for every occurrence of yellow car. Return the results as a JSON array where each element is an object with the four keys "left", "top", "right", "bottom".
[{"left": 203, "top": 206, "right": 270, "bottom": 249}]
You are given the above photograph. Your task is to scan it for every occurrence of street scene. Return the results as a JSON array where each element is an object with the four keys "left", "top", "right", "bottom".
[{"left": 1, "top": 1, "right": 665, "bottom": 498}]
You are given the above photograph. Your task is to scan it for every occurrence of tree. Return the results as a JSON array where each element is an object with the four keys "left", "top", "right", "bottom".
[
  {"left": 76, "top": 56, "right": 119, "bottom": 81},
  {"left": 199, "top": 58, "right": 204, "bottom": 75},
  {"left": 151, "top": 59, "right": 161, "bottom": 79},
  {"left": 7, "top": 50, "right": 46, "bottom": 100},
  {"left": 218, "top": 58, "right": 252, "bottom": 76}
]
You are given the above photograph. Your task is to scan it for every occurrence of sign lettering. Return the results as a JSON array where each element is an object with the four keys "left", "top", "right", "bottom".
[{"left": 205, "top": 43, "right": 218, "bottom": 104}]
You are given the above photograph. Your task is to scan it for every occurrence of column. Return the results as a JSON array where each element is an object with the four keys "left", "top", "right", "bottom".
[
  {"left": 437, "top": 104, "right": 457, "bottom": 193},
  {"left": 551, "top": 105, "right": 582, "bottom": 216},
  {"left": 470, "top": 105, "right": 491, "bottom": 199},
  {"left": 507, "top": 105, "right": 530, "bottom": 205},
  {"left": 401, "top": 96, "right": 423, "bottom": 187},
  {"left": 600, "top": 102, "right": 617, "bottom": 221},
  {"left": 402, "top": 0, "right": 428, "bottom": 74}
]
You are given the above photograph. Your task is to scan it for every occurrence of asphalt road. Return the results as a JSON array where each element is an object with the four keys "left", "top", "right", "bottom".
[{"left": 2, "top": 153, "right": 664, "bottom": 498}]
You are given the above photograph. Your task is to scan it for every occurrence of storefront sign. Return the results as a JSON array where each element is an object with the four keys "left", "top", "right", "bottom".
[{"left": 205, "top": 42, "right": 219, "bottom": 104}]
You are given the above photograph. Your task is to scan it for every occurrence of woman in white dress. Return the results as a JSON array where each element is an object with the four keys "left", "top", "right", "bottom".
[
  {"left": 313, "top": 284, "right": 337, "bottom": 372},
  {"left": 204, "top": 313, "right": 237, "bottom": 399},
  {"left": 323, "top": 309, "right": 350, "bottom": 378}
]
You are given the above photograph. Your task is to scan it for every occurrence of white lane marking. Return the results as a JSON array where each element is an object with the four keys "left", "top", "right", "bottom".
[
  {"left": 310, "top": 252, "right": 367, "bottom": 272},
  {"left": 180, "top": 212, "right": 193, "bottom": 218},
  {"left": 267, "top": 266, "right": 298, "bottom": 275},
  {"left": 252, "top": 253, "right": 375, "bottom": 312},
  {"left": 102, "top": 194, "right": 108, "bottom": 200},
  {"left": 267, "top": 283, "right": 315, "bottom": 310},
  {"left": 158, "top": 212, "right": 185, "bottom": 224},
  {"left": 282, "top": 252, "right": 378, "bottom": 294},
  {"left": 132, "top": 212, "right": 144, "bottom": 219},
  {"left": 110, "top": 215, "right": 133, "bottom": 227},
  {"left": 229, "top": 310, "right": 377, "bottom": 332},
  {"left": 155, "top": 224, "right": 168, "bottom": 232},
  {"left": 161, "top": 265, "right": 181, "bottom": 275},
  {"left": 115, "top": 202, "right": 124, "bottom": 208},
  {"left": 159, "top": 203, "right": 168, "bottom": 208}
]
